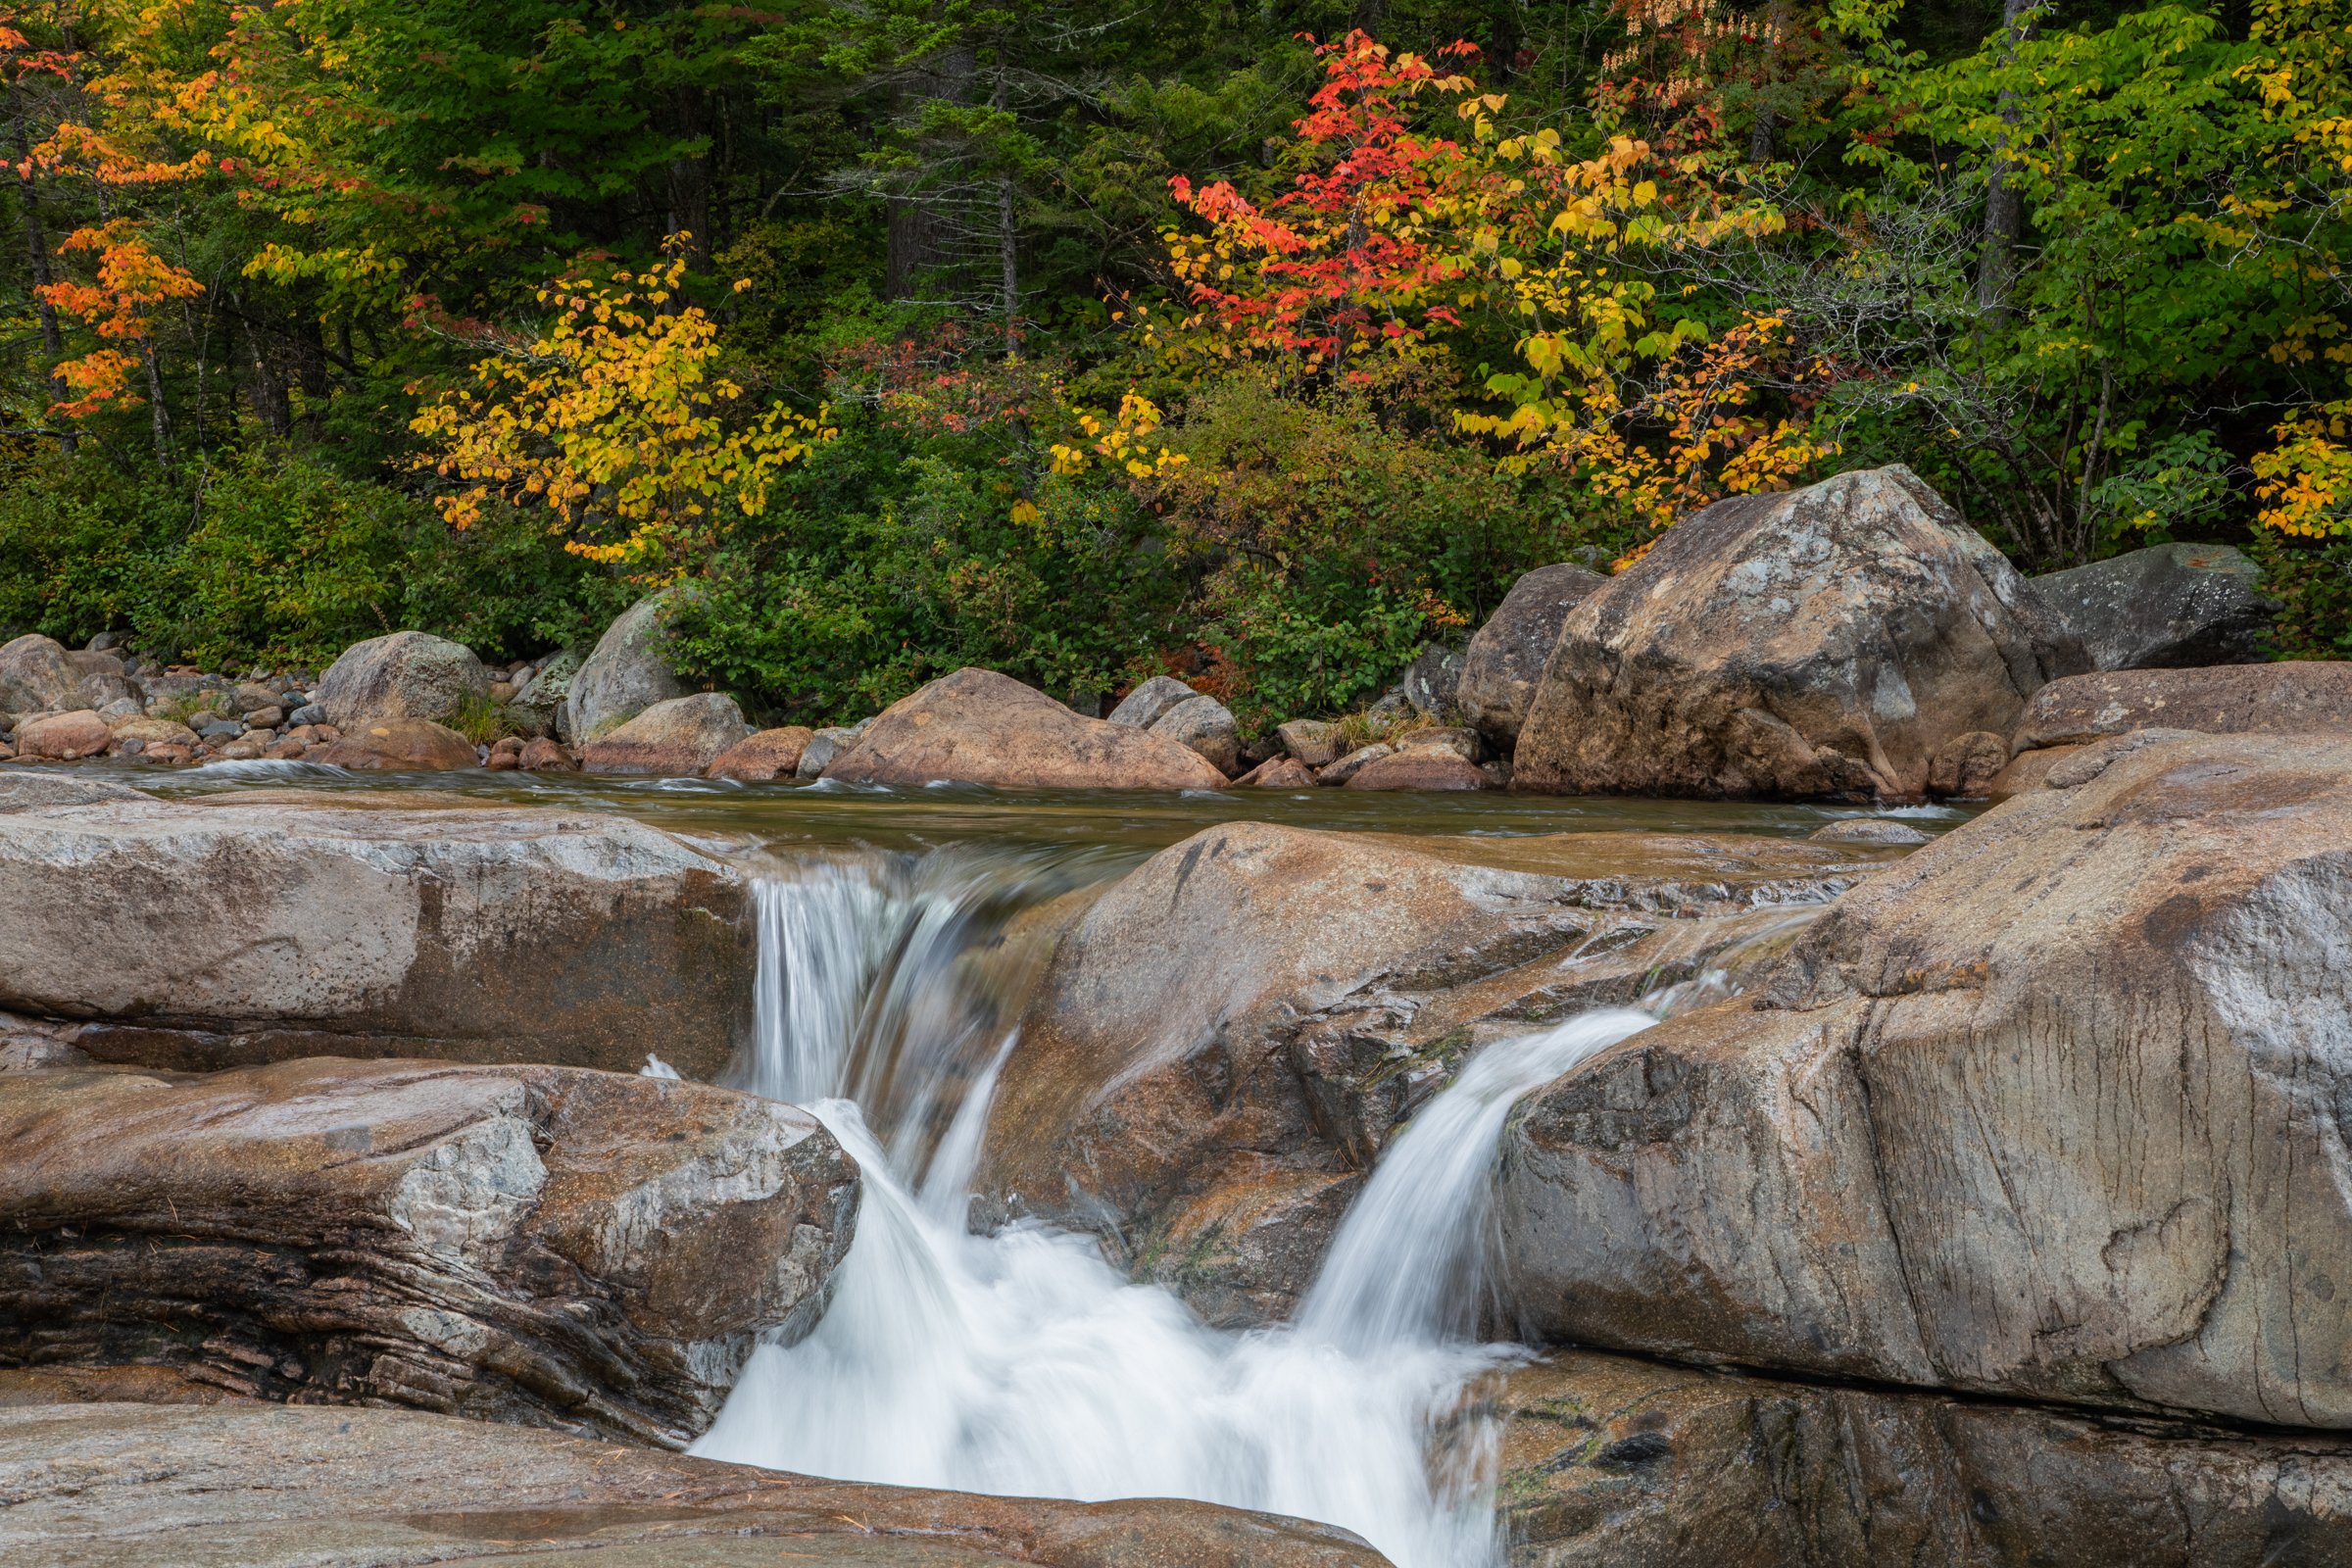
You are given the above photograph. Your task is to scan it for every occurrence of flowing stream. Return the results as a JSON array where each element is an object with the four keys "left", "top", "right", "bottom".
[{"left": 692, "top": 852, "right": 1658, "bottom": 1568}]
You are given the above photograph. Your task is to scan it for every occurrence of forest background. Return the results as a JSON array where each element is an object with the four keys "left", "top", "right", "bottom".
[{"left": 1, "top": 0, "right": 2347, "bottom": 728}]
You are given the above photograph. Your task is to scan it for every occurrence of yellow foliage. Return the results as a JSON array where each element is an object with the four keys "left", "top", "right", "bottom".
[
  {"left": 1048, "top": 392, "right": 1189, "bottom": 479},
  {"left": 409, "top": 238, "right": 831, "bottom": 572}
]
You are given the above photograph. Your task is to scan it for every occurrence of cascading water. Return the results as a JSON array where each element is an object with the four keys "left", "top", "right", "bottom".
[{"left": 694, "top": 853, "right": 1657, "bottom": 1568}]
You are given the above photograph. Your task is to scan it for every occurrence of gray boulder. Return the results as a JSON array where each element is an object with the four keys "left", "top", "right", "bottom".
[
  {"left": 0, "top": 1058, "right": 857, "bottom": 1446},
  {"left": 0, "top": 634, "right": 79, "bottom": 712},
  {"left": 0, "top": 793, "right": 753, "bottom": 1080},
  {"left": 1514, "top": 466, "right": 2087, "bottom": 801},
  {"left": 1106, "top": 675, "right": 1200, "bottom": 730},
  {"left": 2030, "top": 542, "right": 2274, "bottom": 669},
  {"left": 568, "top": 594, "right": 688, "bottom": 741},
  {"left": 1151, "top": 693, "right": 1243, "bottom": 777},
  {"left": 1458, "top": 563, "right": 1609, "bottom": 745},
  {"left": 579, "top": 691, "right": 750, "bottom": 776},
  {"left": 1398, "top": 644, "right": 1464, "bottom": 717},
  {"left": 316, "top": 631, "right": 489, "bottom": 728},
  {"left": 1499, "top": 729, "right": 2352, "bottom": 1430},
  {"left": 795, "top": 721, "right": 867, "bottom": 779},
  {"left": 512, "top": 648, "right": 581, "bottom": 740}
]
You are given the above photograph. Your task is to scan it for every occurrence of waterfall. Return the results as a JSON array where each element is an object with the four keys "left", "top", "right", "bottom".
[{"left": 694, "top": 856, "right": 1658, "bottom": 1568}]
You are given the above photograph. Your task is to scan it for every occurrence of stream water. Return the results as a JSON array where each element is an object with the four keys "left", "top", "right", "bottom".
[{"left": 104, "top": 760, "right": 1955, "bottom": 1566}]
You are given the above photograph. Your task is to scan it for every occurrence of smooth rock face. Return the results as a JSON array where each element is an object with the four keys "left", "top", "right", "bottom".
[
  {"left": 568, "top": 593, "right": 688, "bottom": 741},
  {"left": 1498, "top": 731, "right": 2352, "bottom": 1429},
  {"left": 315, "top": 631, "right": 489, "bottom": 728},
  {"left": 978, "top": 823, "right": 1880, "bottom": 1324},
  {"left": 1343, "top": 749, "right": 1488, "bottom": 790},
  {"left": 1107, "top": 674, "right": 1201, "bottom": 730},
  {"left": 0, "top": 794, "right": 753, "bottom": 1078},
  {"left": 2012, "top": 661, "right": 2352, "bottom": 751},
  {"left": 825, "top": 667, "right": 1229, "bottom": 791},
  {"left": 2030, "top": 542, "right": 2274, "bottom": 670},
  {"left": 312, "top": 716, "right": 478, "bottom": 770},
  {"left": 1459, "top": 564, "right": 1609, "bottom": 745},
  {"left": 708, "top": 724, "right": 815, "bottom": 780},
  {"left": 1495, "top": 1350, "right": 2352, "bottom": 1568},
  {"left": 580, "top": 692, "right": 750, "bottom": 776},
  {"left": 1515, "top": 466, "right": 2086, "bottom": 801},
  {"left": 15, "top": 710, "right": 111, "bottom": 760},
  {"left": 0, "top": 1402, "right": 1388, "bottom": 1568},
  {"left": 0, "top": 634, "right": 79, "bottom": 712},
  {"left": 0, "top": 1059, "right": 858, "bottom": 1446},
  {"left": 1154, "top": 693, "right": 1244, "bottom": 776}
]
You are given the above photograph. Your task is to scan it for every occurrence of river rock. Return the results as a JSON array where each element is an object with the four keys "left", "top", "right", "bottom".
[
  {"left": 1107, "top": 674, "right": 1201, "bottom": 730},
  {"left": 1807, "top": 817, "right": 1930, "bottom": 846},
  {"left": 0, "top": 1058, "right": 857, "bottom": 1446},
  {"left": 518, "top": 735, "right": 576, "bottom": 771},
  {"left": 0, "top": 634, "right": 79, "bottom": 713},
  {"left": 1317, "top": 743, "right": 1391, "bottom": 785},
  {"left": 1276, "top": 719, "right": 1342, "bottom": 768},
  {"left": 568, "top": 593, "right": 688, "bottom": 741},
  {"left": 1514, "top": 466, "right": 2086, "bottom": 802},
  {"left": 1494, "top": 1350, "right": 2352, "bottom": 1568},
  {"left": 0, "top": 793, "right": 753, "bottom": 1078},
  {"left": 315, "top": 631, "right": 489, "bottom": 728},
  {"left": 1497, "top": 729, "right": 2352, "bottom": 1429},
  {"left": 1398, "top": 644, "right": 1464, "bottom": 717},
  {"left": 1238, "top": 756, "right": 1316, "bottom": 788},
  {"left": 311, "top": 716, "right": 479, "bottom": 770},
  {"left": 0, "top": 1401, "right": 1388, "bottom": 1568},
  {"left": 14, "top": 710, "right": 112, "bottom": 760},
  {"left": 2029, "top": 541, "right": 2274, "bottom": 670},
  {"left": 1343, "top": 749, "right": 1489, "bottom": 791},
  {"left": 824, "top": 668, "right": 1228, "bottom": 791},
  {"left": 978, "top": 823, "right": 1880, "bottom": 1325},
  {"left": 796, "top": 722, "right": 862, "bottom": 778},
  {"left": 1458, "top": 564, "right": 1610, "bottom": 747},
  {"left": 2011, "top": 661, "right": 2352, "bottom": 752},
  {"left": 580, "top": 692, "right": 750, "bottom": 776},
  {"left": 1153, "top": 693, "right": 1244, "bottom": 776},
  {"left": 708, "top": 725, "right": 816, "bottom": 780}
]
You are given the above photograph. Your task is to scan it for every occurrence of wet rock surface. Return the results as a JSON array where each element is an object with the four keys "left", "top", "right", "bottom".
[
  {"left": 978, "top": 822, "right": 1884, "bottom": 1325},
  {"left": 826, "top": 667, "right": 1229, "bottom": 791},
  {"left": 1499, "top": 730, "right": 2352, "bottom": 1429},
  {"left": 0, "top": 790, "right": 752, "bottom": 1078},
  {"left": 0, "top": 1058, "right": 858, "bottom": 1446},
  {"left": 0, "top": 1401, "right": 1390, "bottom": 1567},
  {"left": 1494, "top": 1350, "right": 2352, "bottom": 1568},
  {"left": 1514, "top": 466, "right": 2085, "bottom": 801}
]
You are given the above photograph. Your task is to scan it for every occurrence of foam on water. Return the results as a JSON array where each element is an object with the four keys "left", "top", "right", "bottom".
[{"left": 694, "top": 857, "right": 1657, "bottom": 1568}]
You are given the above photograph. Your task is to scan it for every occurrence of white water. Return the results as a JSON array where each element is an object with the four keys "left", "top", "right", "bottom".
[{"left": 695, "top": 858, "right": 1656, "bottom": 1568}]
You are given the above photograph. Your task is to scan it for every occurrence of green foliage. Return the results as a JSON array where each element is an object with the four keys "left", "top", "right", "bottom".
[{"left": 2243, "top": 533, "right": 2352, "bottom": 661}]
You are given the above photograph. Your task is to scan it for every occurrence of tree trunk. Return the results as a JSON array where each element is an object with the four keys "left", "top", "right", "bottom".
[
  {"left": 998, "top": 175, "right": 1018, "bottom": 353},
  {"left": 1977, "top": 0, "right": 2036, "bottom": 320},
  {"left": 12, "top": 115, "right": 75, "bottom": 454},
  {"left": 142, "top": 339, "right": 172, "bottom": 466},
  {"left": 1748, "top": 0, "right": 1793, "bottom": 166}
]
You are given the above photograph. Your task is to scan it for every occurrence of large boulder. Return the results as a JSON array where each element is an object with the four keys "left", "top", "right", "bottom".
[
  {"left": 0, "top": 633, "right": 79, "bottom": 713},
  {"left": 0, "top": 1402, "right": 1386, "bottom": 1568},
  {"left": 1498, "top": 730, "right": 2352, "bottom": 1430},
  {"left": 1107, "top": 674, "right": 1200, "bottom": 730},
  {"left": 2029, "top": 541, "right": 2274, "bottom": 670},
  {"left": 568, "top": 593, "right": 688, "bottom": 741},
  {"left": 14, "top": 710, "right": 112, "bottom": 760},
  {"left": 1457, "top": 564, "right": 1609, "bottom": 745},
  {"left": 1514, "top": 466, "right": 2086, "bottom": 801},
  {"left": 2012, "top": 661, "right": 2352, "bottom": 751},
  {"left": 824, "top": 667, "right": 1229, "bottom": 791},
  {"left": 0, "top": 1058, "right": 857, "bottom": 1446},
  {"left": 1495, "top": 1350, "right": 2352, "bottom": 1568},
  {"left": 315, "top": 631, "right": 489, "bottom": 729},
  {"left": 1110, "top": 678, "right": 1245, "bottom": 776},
  {"left": 1397, "top": 643, "right": 1464, "bottom": 717},
  {"left": 580, "top": 692, "right": 750, "bottom": 776},
  {"left": 0, "top": 793, "right": 753, "bottom": 1079},
  {"left": 977, "top": 822, "right": 1886, "bottom": 1325}
]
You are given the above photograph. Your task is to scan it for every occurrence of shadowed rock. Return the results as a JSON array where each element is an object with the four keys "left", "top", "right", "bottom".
[
  {"left": 1514, "top": 467, "right": 2085, "bottom": 802},
  {"left": 1498, "top": 730, "right": 2352, "bottom": 1430},
  {"left": 0, "top": 791, "right": 752, "bottom": 1078},
  {"left": 0, "top": 1058, "right": 857, "bottom": 1446},
  {"left": 2012, "top": 661, "right": 2352, "bottom": 751},
  {"left": 1494, "top": 1350, "right": 2352, "bottom": 1568},
  {"left": 825, "top": 667, "right": 1228, "bottom": 791},
  {"left": 2029, "top": 541, "right": 2274, "bottom": 670},
  {"left": 1458, "top": 564, "right": 1608, "bottom": 744}
]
